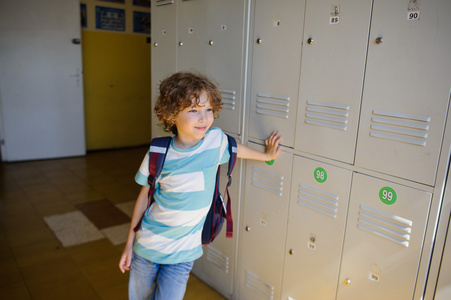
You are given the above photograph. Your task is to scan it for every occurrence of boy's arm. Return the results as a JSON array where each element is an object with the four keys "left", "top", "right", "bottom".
[
  {"left": 237, "top": 131, "right": 282, "bottom": 161},
  {"left": 119, "top": 185, "right": 150, "bottom": 273}
]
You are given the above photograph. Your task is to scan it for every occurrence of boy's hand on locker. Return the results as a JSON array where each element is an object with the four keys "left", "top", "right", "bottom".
[{"left": 264, "top": 131, "right": 282, "bottom": 161}]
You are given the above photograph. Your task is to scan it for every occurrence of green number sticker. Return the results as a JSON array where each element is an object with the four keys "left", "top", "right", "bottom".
[
  {"left": 265, "top": 159, "right": 275, "bottom": 166},
  {"left": 379, "top": 186, "right": 397, "bottom": 205},
  {"left": 314, "top": 167, "right": 327, "bottom": 183}
]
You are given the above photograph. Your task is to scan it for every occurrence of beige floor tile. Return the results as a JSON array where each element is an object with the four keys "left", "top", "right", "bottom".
[
  {"left": 44, "top": 211, "right": 104, "bottom": 247},
  {"left": 66, "top": 239, "right": 121, "bottom": 267},
  {"left": 10, "top": 239, "right": 66, "bottom": 268},
  {"left": 80, "top": 254, "right": 129, "bottom": 299},
  {"left": 0, "top": 282, "right": 32, "bottom": 300},
  {"left": 0, "top": 250, "right": 23, "bottom": 287},
  {"left": 3, "top": 212, "right": 56, "bottom": 248},
  {"left": 185, "top": 275, "right": 226, "bottom": 300}
]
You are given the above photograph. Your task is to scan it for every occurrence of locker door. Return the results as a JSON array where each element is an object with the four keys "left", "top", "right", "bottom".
[
  {"left": 294, "top": 0, "right": 372, "bottom": 164},
  {"left": 239, "top": 145, "right": 293, "bottom": 300},
  {"left": 192, "top": 134, "right": 242, "bottom": 298},
  {"left": 281, "top": 156, "right": 352, "bottom": 300},
  {"left": 247, "top": 0, "right": 306, "bottom": 147},
  {"left": 205, "top": 0, "right": 247, "bottom": 135},
  {"left": 337, "top": 173, "right": 431, "bottom": 300},
  {"left": 354, "top": 0, "right": 451, "bottom": 185},
  {"left": 177, "top": 0, "right": 208, "bottom": 73},
  {"left": 150, "top": 0, "right": 177, "bottom": 137}
]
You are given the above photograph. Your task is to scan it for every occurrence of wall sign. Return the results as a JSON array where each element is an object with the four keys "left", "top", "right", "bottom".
[{"left": 96, "top": 6, "right": 125, "bottom": 31}]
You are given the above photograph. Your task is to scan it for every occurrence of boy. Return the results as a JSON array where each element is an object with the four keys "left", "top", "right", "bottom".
[{"left": 119, "top": 72, "right": 282, "bottom": 300}]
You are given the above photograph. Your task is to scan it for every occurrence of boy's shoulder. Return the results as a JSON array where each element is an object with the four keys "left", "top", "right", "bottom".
[{"left": 206, "top": 127, "right": 226, "bottom": 141}]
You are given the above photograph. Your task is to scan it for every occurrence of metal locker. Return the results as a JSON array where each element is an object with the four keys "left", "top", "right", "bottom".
[
  {"left": 354, "top": 0, "right": 451, "bottom": 185},
  {"left": 238, "top": 145, "right": 293, "bottom": 300},
  {"left": 294, "top": 0, "right": 372, "bottom": 164},
  {"left": 192, "top": 133, "right": 242, "bottom": 298},
  {"left": 337, "top": 173, "right": 431, "bottom": 300},
  {"left": 434, "top": 212, "right": 451, "bottom": 299},
  {"left": 177, "top": 0, "right": 208, "bottom": 73},
  {"left": 151, "top": 0, "right": 177, "bottom": 138},
  {"left": 281, "top": 156, "right": 352, "bottom": 300},
  {"left": 205, "top": 0, "right": 248, "bottom": 135},
  {"left": 247, "top": 0, "right": 306, "bottom": 147}
]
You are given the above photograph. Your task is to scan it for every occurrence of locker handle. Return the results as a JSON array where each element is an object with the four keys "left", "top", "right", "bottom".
[
  {"left": 344, "top": 278, "right": 351, "bottom": 286},
  {"left": 256, "top": 38, "right": 262, "bottom": 44},
  {"left": 289, "top": 249, "right": 295, "bottom": 255},
  {"left": 179, "top": 42, "right": 184, "bottom": 46},
  {"left": 307, "top": 37, "right": 313, "bottom": 44},
  {"left": 245, "top": 226, "right": 251, "bottom": 231},
  {"left": 375, "top": 37, "right": 383, "bottom": 44},
  {"left": 154, "top": 42, "right": 159, "bottom": 47},
  {"left": 208, "top": 40, "right": 214, "bottom": 45}
]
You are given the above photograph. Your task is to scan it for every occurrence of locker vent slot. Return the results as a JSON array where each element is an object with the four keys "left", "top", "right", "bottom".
[
  {"left": 156, "top": 0, "right": 174, "bottom": 6},
  {"left": 221, "top": 89, "right": 236, "bottom": 111},
  {"left": 256, "top": 93, "right": 290, "bottom": 119},
  {"left": 245, "top": 270, "right": 275, "bottom": 300},
  {"left": 304, "top": 100, "right": 349, "bottom": 131},
  {"left": 251, "top": 166, "right": 284, "bottom": 196},
  {"left": 357, "top": 204, "right": 413, "bottom": 247},
  {"left": 206, "top": 245, "right": 229, "bottom": 274},
  {"left": 369, "top": 110, "right": 430, "bottom": 146},
  {"left": 297, "top": 183, "right": 339, "bottom": 218}
]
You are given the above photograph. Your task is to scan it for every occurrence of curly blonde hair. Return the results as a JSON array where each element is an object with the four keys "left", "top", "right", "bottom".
[{"left": 154, "top": 72, "right": 223, "bottom": 134}]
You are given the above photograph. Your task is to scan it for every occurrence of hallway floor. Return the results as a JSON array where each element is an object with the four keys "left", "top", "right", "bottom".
[{"left": 0, "top": 146, "right": 225, "bottom": 299}]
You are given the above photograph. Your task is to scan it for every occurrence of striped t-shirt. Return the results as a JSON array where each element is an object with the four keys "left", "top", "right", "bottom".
[{"left": 133, "top": 127, "right": 230, "bottom": 264}]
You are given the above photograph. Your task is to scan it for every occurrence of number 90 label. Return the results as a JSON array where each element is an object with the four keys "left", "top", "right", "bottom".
[{"left": 379, "top": 186, "right": 397, "bottom": 205}]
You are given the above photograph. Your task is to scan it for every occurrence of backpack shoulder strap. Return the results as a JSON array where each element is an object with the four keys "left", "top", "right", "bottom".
[
  {"left": 147, "top": 136, "right": 172, "bottom": 188},
  {"left": 133, "top": 136, "right": 171, "bottom": 233},
  {"left": 224, "top": 134, "right": 237, "bottom": 238},
  {"left": 225, "top": 134, "right": 238, "bottom": 178}
]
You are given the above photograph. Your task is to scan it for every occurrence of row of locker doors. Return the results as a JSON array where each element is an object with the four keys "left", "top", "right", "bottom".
[
  {"left": 151, "top": 0, "right": 451, "bottom": 188},
  {"left": 239, "top": 145, "right": 431, "bottom": 300},
  {"left": 248, "top": 0, "right": 451, "bottom": 187},
  {"left": 151, "top": 0, "right": 247, "bottom": 136}
]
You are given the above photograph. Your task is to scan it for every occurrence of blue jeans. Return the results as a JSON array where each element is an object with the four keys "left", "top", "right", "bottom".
[{"left": 129, "top": 253, "right": 194, "bottom": 300}]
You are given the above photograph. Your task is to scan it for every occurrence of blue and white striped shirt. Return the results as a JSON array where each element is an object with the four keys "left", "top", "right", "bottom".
[{"left": 134, "top": 127, "right": 230, "bottom": 264}]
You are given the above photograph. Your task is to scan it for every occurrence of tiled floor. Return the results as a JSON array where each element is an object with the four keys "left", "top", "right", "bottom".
[{"left": 0, "top": 146, "right": 225, "bottom": 299}]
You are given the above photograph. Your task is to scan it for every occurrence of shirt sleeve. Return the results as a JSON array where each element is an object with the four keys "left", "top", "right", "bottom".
[
  {"left": 135, "top": 149, "right": 151, "bottom": 186},
  {"left": 219, "top": 131, "right": 231, "bottom": 165}
]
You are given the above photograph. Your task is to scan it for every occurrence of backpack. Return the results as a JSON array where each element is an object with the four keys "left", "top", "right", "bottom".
[{"left": 133, "top": 133, "right": 238, "bottom": 246}]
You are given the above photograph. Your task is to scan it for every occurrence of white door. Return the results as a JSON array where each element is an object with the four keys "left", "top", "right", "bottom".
[{"left": 0, "top": 0, "right": 85, "bottom": 161}]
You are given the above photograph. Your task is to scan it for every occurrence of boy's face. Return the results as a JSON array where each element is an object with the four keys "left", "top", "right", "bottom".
[{"left": 174, "top": 91, "right": 214, "bottom": 148}]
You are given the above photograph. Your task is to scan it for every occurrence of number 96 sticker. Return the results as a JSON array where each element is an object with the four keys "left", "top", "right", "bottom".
[{"left": 379, "top": 186, "right": 397, "bottom": 205}]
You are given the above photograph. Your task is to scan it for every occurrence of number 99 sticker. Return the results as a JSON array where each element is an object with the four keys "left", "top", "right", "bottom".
[{"left": 379, "top": 186, "right": 397, "bottom": 205}]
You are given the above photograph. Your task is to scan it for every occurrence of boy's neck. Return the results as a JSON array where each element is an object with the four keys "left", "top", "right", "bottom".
[{"left": 173, "top": 135, "right": 201, "bottom": 149}]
